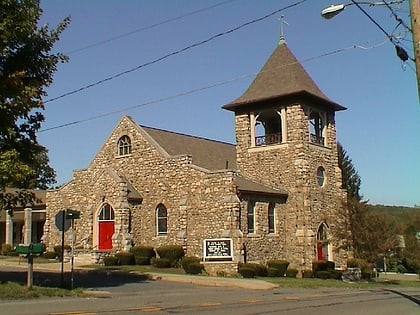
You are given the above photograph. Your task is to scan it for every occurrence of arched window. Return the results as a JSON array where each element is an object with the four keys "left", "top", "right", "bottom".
[
  {"left": 156, "top": 204, "right": 167, "bottom": 235},
  {"left": 117, "top": 135, "right": 132, "bottom": 156},
  {"left": 253, "top": 110, "right": 282, "bottom": 146},
  {"left": 309, "top": 111, "right": 326, "bottom": 146},
  {"left": 316, "top": 222, "right": 330, "bottom": 261},
  {"left": 268, "top": 202, "right": 275, "bottom": 233},
  {"left": 98, "top": 203, "right": 115, "bottom": 221},
  {"left": 247, "top": 201, "right": 255, "bottom": 234}
]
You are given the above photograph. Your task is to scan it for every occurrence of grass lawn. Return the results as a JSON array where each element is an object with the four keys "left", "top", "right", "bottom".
[{"left": 0, "top": 282, "right": 84, "bottom": 299}]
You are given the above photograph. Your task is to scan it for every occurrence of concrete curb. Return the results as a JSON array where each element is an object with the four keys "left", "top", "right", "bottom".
[{"left": 146, "top": 273, "right": 278, "bottom": 290}]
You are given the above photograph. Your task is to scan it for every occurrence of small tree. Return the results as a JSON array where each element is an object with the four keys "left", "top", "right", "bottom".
[{"left": 0, "top": 0, "right": 70, "bottom": 209}]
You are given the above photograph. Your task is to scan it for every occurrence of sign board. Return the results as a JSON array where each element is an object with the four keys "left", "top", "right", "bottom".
[
  {"left": 203, "top": 238, "right": 233, "bottom": 261},
  {"left": 16, "top": 243, "right": 44, "bottom": 255},
  {"left": 55, "top": 210, "right": 71, "bottom": 232}
]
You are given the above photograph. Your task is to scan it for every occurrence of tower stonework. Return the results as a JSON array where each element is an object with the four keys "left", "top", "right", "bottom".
[{"left": 223, "top": 41, "right": 350, "bottom": 269}]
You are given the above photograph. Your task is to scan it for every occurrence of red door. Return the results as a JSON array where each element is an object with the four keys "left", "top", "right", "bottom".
[
  {"left": 317, "top": 242, "right": 324, "bottom": 261},
  {"left": 99, "top": 221, "right": 114, "bottom": 250}
]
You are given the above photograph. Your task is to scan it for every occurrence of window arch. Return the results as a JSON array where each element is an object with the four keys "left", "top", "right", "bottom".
[
  {"left": 117, "top": 135, "right": 132, "bottom": 156},
  {"left": 309, "top": 111, "right": 326, "bottom": 146},
  {"left": 98, "top": 203, "right": 115, "bottom": 221},
  {"left": 252, "top": 110, "right": 283, "bottom": 146},
  {"left": 156, "top": 203, "right": 167, "bottom": 235}
]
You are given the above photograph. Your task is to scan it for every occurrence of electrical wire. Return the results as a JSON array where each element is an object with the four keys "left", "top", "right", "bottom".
[
  {"left": 39, "top": 41, "right": 392, "bottom": 133},
  {"left": 66, "top": 0, "right": 237, "bottom": 55},
  {"left": 382, "top": 0, "right": 412, "bottom": 34},
  {"left": 349, "top": 0, "right": 414, "bottom": 62},
  {"left": 44, "top": 0, "right": 308, "bottom": 104}
]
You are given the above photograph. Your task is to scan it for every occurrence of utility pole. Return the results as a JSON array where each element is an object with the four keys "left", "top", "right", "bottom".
[{"left": 410, "top": 0, "right": 420, "bottom": 98}]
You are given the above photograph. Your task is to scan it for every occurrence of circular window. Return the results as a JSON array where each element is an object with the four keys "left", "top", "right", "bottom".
[{"left": 316, "top": 166, "right": 325, "bottom": 186}]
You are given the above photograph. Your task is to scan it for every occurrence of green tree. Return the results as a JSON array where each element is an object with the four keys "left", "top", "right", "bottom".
[
  {"left": 337, "top": 142, "right": 361, "bottom": 201},
  {"left": 0, "top": 0, "right": 69, "bottom": 209}
]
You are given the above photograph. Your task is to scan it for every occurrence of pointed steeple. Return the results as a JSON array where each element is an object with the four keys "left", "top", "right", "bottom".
[{"left": 223, "top": 42, "right": 345, "bottom": 111}]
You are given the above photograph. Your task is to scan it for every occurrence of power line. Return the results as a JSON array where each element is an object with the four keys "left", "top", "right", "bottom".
[
  {"left": 40, "top": 42, "right": 389, "bottom": 133},
  {"left": 66, "top": 0, "right": 237, "bottom": 55},
  {"left": 44, "top": 0, "right": 308, "bottom": 104},
  {"left": 349, "top": 0, "right": 413, "bottom": 62}
]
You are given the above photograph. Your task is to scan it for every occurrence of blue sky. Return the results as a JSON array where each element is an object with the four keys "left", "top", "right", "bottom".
[{"left": 37, "top": 0, "right": 419, "bottom": 207}]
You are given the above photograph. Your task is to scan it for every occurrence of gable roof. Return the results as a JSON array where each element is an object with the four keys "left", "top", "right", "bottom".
[
  {"left": 142, "top": 126, "right": 237, "bottom": 171},
  {"left": 223, "top": 42, "right": 346, "bottom": 111}
]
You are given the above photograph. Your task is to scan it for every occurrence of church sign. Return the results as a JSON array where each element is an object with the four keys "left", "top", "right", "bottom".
[{"left": 203, "top": 238, "right": 233, "bottom": 261}]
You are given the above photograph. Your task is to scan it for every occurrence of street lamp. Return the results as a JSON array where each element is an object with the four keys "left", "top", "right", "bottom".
[{"left": 321, "top": 1, "right": 404, "bottom": 19}]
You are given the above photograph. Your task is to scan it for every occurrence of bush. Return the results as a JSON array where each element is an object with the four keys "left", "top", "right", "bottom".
[
  {"left": 42, "top": 251, "right": 57, "bottom": 259},
  {"left": 267, "top": 267, "right": 282, "bottom": 277},
  {"left": 53, "top": 245, "right": 72, "bottom": 261},
  {"left": 285, "top": 268, "right": 298, "bottom": 278},
  {"left": 316, "top": 271, "right": 330, "bottom": 279},
  {"left": 103, "top": 256, "right": 119, "bottom": 266},
  {"left": 302, "top": 270, "right": 313, "bottom": 278},
  {"left": 329, "top": 270, "right": 342, "bottom": 280},
  {"left": 238, "top": 266, "right": 255, "bottom": 278},
  {"left": 187, "top": 262, "right": 205, "bottom": 275},
  {"left": 156, "top": 245, "right": 185, "bottom": 267},
  {"left": 134, "top": 255, "right": 151, "bottom": 265},
  {"left": 153, "top": 258, "right": 171, "bottom": 268},
  {"left": 1, "top": 244, "right": 14, "bottom": 256},
  {"left": 115, "top": 252, "right": 135, "bottom": 265},
  {"left": 130, "top": 246, "right": 156, "bottom": 261},
  {"left": 267, "top": 260, "right": 289, "bottom": 277},
  {"left": 181, "top": 256, "right": 201, "bottom": 273},
  {"left": 312, "top": 260, "right": 335, "bottom": 274}
]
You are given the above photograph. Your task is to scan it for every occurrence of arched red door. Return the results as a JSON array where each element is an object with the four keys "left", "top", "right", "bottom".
[{"left": 98, "top": 203, "right": 115, "bottom": 250}]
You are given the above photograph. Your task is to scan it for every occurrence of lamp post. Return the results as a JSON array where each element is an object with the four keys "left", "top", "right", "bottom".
[{"left": 321, "top": 1, "right": 420, "bottom": 98}]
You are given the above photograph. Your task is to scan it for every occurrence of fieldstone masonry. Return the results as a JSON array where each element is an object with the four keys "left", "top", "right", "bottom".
[{"left": 43, "top": 41, "right": 352, "bottom": 274}]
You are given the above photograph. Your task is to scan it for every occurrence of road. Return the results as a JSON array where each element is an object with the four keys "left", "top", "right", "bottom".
[{"left": 0, "top": 266, "right": 419, "bottom": 314}]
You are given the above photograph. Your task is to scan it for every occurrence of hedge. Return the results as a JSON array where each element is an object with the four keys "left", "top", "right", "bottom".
[
  {"left": 238, "top": 266, "right": 255, "bottom": 278},
  {"left": 103, "top": 256, "right": 119, "bottom": 266},
  {"left": 115, "top": 252, "right": 135, "bottom": 265},
  {"left": 130, "top": 246, "right": 156, "bottom": 261},
  {"left": 267, "top": 260, "right": 289, "bottom": 277},
  {"left": 153, "top": 258, "right": 171, "bottom": 268},
  {"left": 285, "top": 268, "right": 298, "bottom": 278},
  {"left": 181, "top": 256, "right": 201, "bottom": 273},
  {"left": 187, "top": 262, "right": 205, "bottom": 275},
  {"left": 134, "top": 255, "right": 151, "bottom": 265},
  {"left": 156, "top": 245, "right": 185, "bottom": 267}
]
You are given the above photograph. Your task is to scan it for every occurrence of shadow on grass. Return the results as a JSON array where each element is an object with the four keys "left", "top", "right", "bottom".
[{"left": 0, "top": 268, "right": 150, "bottom": 289}]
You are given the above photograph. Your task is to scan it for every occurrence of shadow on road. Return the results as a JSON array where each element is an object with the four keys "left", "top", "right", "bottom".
[
  {"left": 385, "top": 289, "right": 420, "bottom": 306},
  {"left": 0, "top": 268, "right": 150, "bottom": 289}
]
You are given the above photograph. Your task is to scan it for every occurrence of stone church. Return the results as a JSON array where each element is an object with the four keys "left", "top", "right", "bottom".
[{"left": 42, "top": 39, "right": 351, "bottom": 272}]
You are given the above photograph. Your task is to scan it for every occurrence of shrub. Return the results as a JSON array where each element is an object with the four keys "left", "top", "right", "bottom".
[
  {"left": 130, "top": 246, "right": 156, "bottom": 261},
  {"left": 329, "top": 270, "right": 342, "bottom": 280},
  {"left": 1, "top": 244, "right": 14, "bottom": 256},
  {"left": 238, "top": 266, "right": 255, "bottom": 278},
  {"left": 154, "top": 258, "right": 171, "bottom": 268},
  {"left": 53, "top": 245, "right": 72, "bottom": 260},
  {"left": 187, "top": 262, "right": 205, "bottom": 275},
  {"left": 285, "top": 268, "right": 298, "bottom": 278},
  {"left": 103, "top": 256, "right": 119, "bottom": 266},
  {"left": 302, "top": 270, "right": 313, "bottom": 278},
  {"left": 312, "top": 260, "right": 335, "bottom": 275},
  {"left": 115, "top": 252, "right": 135, "bottom": 265},
  {"left": 316, "top": 271, "right": 330, "bottom": 279},
  {"left": 267, "top": 267, "right": 282, "bottom": 277},
  {"left": 181, "top": 256, "right": 201, "bottom": 273},
  {"left": 156, "top": 245, "right": 185, "bottom": 267},
  {"left": 134, "top": 255, "right": 151, "bottom": 265},
  {"left": 267, "top": 259, "right": 289, "bottom": 277},
  {"left": 42, "top": 251, "right": 57, "bottom": 259}
]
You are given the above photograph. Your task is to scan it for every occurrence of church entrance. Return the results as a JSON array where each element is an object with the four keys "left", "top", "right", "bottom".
[
  {"left": 98, "top": 203, "right": 115, "bottom": 250},
  {"left": 316, "top": 222, "right": 329, "bottom": 261}
]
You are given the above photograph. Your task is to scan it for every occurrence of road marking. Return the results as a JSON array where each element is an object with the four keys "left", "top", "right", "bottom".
[
  {"left": 198, "top": 301, "right": 223, "bottom": 307},
  {"left": 127, "top": 306, "right": 162, "bottom": 312},
  {"left": 241, "top": 299, "right": 264, "bottom": 303},
  {"left": 49, "top": 312, "right": 96, "bottom": 315}
]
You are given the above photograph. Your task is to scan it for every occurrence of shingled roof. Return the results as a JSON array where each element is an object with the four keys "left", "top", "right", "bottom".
[
  {"left": 223, "top": 42, "right": 346, "bottom": 111},
  {"left": 142, "top": 126, "right": 237, "bottom": 171},
  {"left": 140, "top": 125, "right": 287, "bottom": 198}
]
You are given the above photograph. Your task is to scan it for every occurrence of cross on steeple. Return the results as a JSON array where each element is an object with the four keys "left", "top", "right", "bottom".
[{"left": 277, "top": 15, "right": 289, "bottom": 45}]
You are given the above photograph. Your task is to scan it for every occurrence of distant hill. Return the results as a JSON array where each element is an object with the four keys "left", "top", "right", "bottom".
[{"left": 367, "top": 204, "right": 420, "bottom": 224}]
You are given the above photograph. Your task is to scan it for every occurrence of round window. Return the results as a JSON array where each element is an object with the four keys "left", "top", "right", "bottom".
[{"left": 316, "top": 166, "right": 325, "bottom": 186}]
